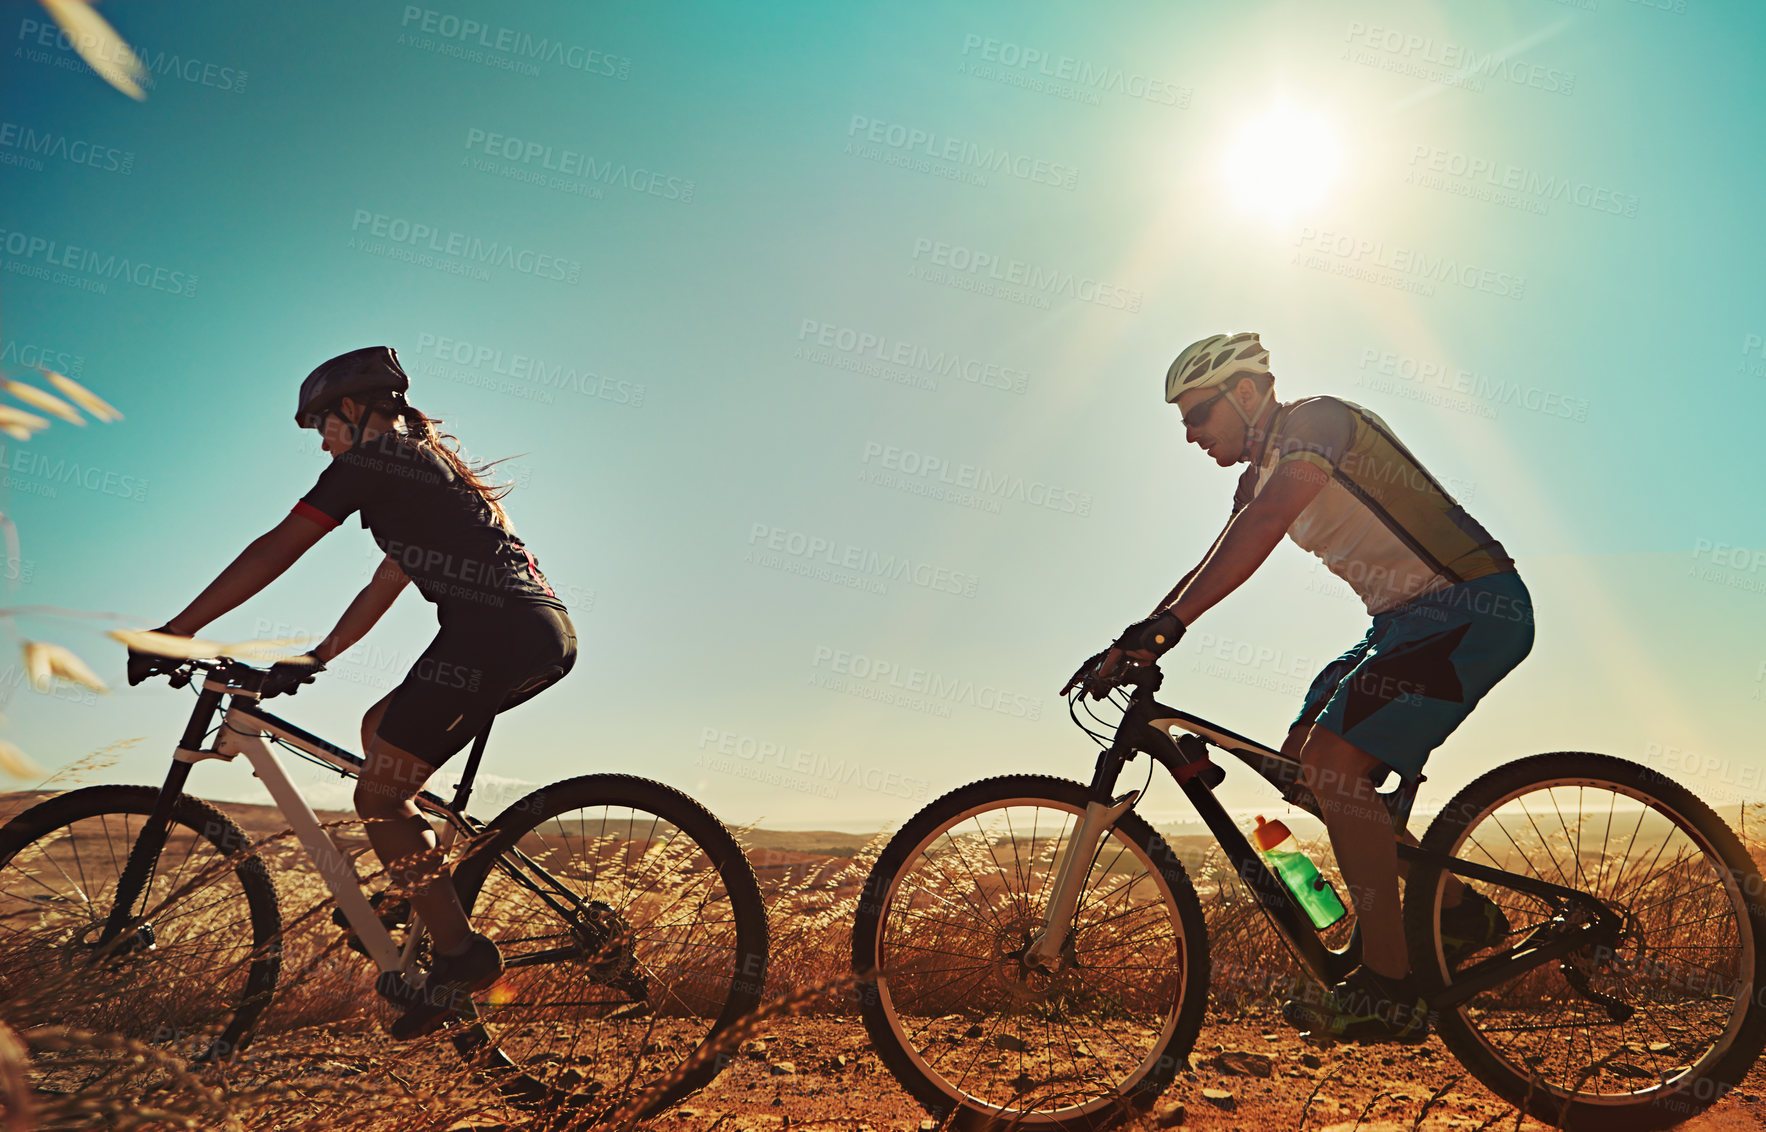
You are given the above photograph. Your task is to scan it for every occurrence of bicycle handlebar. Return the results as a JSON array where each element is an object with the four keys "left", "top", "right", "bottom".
[
  {"left": 1063, "top": 649, "right": 1163, "bottom": 701},
  {"left": 131, "top": 652, "right": 283, "bottom": 696}
]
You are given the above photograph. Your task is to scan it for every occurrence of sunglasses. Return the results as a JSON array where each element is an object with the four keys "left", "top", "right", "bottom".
[{"left": 1180, "top": 389, "right": 1227, "bottom": 430}]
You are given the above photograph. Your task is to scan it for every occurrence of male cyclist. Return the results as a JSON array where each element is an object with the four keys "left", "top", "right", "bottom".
[{"left": 1073, "top": 332, "right": 1532, "bottom": 1042}]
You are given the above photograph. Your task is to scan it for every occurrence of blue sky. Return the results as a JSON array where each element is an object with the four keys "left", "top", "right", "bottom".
[{"left": 2, "top": 0, "right": 1762, "bottom": 831}]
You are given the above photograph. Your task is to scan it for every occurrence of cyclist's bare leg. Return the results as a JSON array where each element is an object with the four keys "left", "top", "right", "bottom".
[
  {"left": 1281, "top": 724, "right": 1464, "bottom": 903},
  {"left": 1296, "top": 724, "right": 1410, "bottom": 979},
  {"left": 354, "top": 695, "right": 471, "bottom": 953}
]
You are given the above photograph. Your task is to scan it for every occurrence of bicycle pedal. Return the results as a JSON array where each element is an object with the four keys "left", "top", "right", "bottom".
[{"left": 375, "top": 969, "right": 422, "bottom": 1008}]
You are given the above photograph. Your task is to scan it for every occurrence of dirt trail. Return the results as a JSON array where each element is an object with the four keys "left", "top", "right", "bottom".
[
  {"left": 1685, "top": 1108, "right": 1766, "bottom": 1131},
  {"left": 9, "top": 792, "right": 1761, "bottom": 1131},
  {"left": 621, "top": 1010, "right": 1766, "bottom": 1132}
]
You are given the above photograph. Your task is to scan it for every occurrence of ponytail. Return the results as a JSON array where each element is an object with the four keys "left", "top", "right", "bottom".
[{"left": 367, "top": 395, "right": 516, "bottom": 531}]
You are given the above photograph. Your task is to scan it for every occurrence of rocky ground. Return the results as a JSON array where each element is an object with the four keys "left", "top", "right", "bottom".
[
  {"left": 212, "top": 1005, "right": 1738, "bottom": 1132},
  {"left": 578, "top": 1010, "right": 1766, "bottom": 1132}
]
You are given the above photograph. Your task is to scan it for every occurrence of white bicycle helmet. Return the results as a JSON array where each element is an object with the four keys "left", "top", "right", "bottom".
[{"left": 1164, "top": 332, "right": 1271, "bottom": 404}]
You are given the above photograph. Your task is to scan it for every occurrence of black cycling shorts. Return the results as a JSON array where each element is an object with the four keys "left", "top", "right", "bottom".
[{"left": 377, "top": 602, "right": 576, "bottom": 767}]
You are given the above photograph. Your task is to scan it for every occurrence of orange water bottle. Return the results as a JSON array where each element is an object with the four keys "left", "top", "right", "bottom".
[{"left": 1253, "top": 816, "right": 1347, "bottom": 930}]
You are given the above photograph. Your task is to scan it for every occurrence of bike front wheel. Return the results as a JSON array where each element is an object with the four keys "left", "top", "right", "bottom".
[
  {"left": 448, "top": 774, "right": 769, "bottom": 1120},
  {"left": 1406, "top": 752, "right": 1766, "bottom": 1132},
  {"left": 0, "top": 786, "right": 282, "bottom": 1075},
  {"left": 853, "top": 775, "right": 1209, "bottom": 1131}
]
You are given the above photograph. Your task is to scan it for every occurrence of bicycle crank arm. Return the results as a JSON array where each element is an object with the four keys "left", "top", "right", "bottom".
[{"left": 1025, "top": 791, "right": 1138, "bottom": 968}]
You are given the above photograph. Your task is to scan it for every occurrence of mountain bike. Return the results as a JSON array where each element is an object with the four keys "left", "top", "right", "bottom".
[
  {"left": 851, "top": 654, "right": 1766, "bottom": 1131},
  {"left": 0, "top": 653, "right": 769, "bottom": 1119}
]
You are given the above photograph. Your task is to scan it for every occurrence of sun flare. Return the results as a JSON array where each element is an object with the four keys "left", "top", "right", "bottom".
[{"left": 1222, "top": 104, "right": 1344, "bottom": 221}]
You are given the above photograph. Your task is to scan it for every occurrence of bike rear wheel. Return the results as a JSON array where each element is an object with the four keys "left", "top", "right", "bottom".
[
  {"left": 1406, "top": 752, "right": 1766, "bottom": 1131},
  {"left": 0, "top": 787, "right": 281, "bottom": 1078},
  {"left": 854, "top": 775, "right": 1209, "bottom": 1131},
  {"left": 448, "top": 774, "right": 768, "bottom": 1120}
]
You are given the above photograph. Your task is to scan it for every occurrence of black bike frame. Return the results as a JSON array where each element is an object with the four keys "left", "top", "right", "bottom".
[
  {"left": 1084, "top": 669, "right": 1626, "bottom": 1008},
  {"left": 97, "top": 660, "right": 607, "bottom": 973}
]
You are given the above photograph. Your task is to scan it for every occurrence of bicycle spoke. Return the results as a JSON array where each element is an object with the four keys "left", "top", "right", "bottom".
[
  {"left": 452, "top": 786, "right": 763, "bottom": 1117},
  {"left": 1516, "top": 798, "right": 1574, "bottom": 890},
  {"left": 895, "top": 869, "right": 1002, "bottom": 931},
  {"left": 1431, "top": 762, "right": 1760, "bottom": 1120},
  {"left": 943, "top": 817, "right": 1020, "bottom": 936},
  {"left": 1600, "top": 803, "right": 1653, "bottom": 901},
  {"left": 871, "top": 791, "right": 1194, "bottom": 1119}
]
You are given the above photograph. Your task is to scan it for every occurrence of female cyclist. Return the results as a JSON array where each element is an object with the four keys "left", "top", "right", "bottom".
[{"left": 127, "top": 345, "right": 577, "bottom": 1038}]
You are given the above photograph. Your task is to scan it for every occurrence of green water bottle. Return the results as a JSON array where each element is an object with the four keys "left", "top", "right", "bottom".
[{"left": 1253, "top": 815, "right": 1347, "bottom": 930}]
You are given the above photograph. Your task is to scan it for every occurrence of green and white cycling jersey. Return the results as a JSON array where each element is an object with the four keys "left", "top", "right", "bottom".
[{"left": 1232, "top": 396, "right": 1515, "bottom": 615}]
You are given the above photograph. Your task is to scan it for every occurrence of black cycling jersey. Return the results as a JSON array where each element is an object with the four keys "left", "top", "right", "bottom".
[{"left": 293, "top": 430, "right": 565, "bottom": 616}]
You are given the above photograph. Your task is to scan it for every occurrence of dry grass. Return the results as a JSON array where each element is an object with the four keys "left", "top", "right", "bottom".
[
  {"left": 0, "top": 802, "right": 832, "bottom": 1130},
  {"left": 0, "top": 796, "right": 1760, "bottom": 1130},
  {"left": 744, "top": 834, "right": 883, "bottom": 1016}
]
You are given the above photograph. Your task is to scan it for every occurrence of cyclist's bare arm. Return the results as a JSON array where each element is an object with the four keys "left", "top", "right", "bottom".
[
  {"left": 1067, "top": 512, "right": 1250, "bottom": 694},
  {"left": 1067, "top": 462, "right": 1331, "bottom": 696},
  {"left": 1167, "top": 460, "right": 1330, "bottom": 627},
  {"left": 1146, "top": 523, "right": 1231, "bottom": 617},
  {"left": 164, "top": 511, "right": 332, "bottom": 635},
  {"left": 313, "top": 555, "right": 411, "bottom": 663}
]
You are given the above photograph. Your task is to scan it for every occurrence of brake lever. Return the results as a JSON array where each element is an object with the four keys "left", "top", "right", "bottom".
[
  {"left": 1088, "top": 654, "right": 1161, "bottom": 700},
  {"left": 1083, "top": 651, "right": 1129, "bottom": 700},
  {"left": 1060, "top": 649, "right": 1107, "bottom": 697}
]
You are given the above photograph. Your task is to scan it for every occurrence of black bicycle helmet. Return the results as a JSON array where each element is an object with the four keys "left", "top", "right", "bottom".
[{"left": 296, "top": 346, "right": 410, "bottom": 429}]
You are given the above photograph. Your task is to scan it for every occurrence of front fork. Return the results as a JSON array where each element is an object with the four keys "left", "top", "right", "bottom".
[
  {"left": 94, "top": 687, "right": 222, "bottom": 951},
  {"left": 1024, "top": 791, "right": 1139, "bottom": 968},
  {"left": 1024, "top": 744, "right": 1142, "bottom": 969},
  {"left": 94, "top": 758, "right": 194, "bottom": 953}
]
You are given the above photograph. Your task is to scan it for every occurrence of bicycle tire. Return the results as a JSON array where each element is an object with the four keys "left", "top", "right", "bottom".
[
  {"left": 448, "top": 773, "right": 768, "bottom": 1119},
  {"left": 1405, "top": 752, "right": 1766, "bottom": 1131},
  {"left": 853, "top": 775, "right": 1209, "bottom": 1131},
  {"left": 0, "top": 786, "right": 282, "bottom": 1068}
]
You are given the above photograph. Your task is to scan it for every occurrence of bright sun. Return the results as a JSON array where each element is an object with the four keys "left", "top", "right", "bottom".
[{"left": 1222, "top": 104, "right": 1343, "bottom": 221}]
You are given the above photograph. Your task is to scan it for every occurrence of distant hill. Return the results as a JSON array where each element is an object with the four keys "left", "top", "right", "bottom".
[{"left": 0, "top": 791, "right": 882, "bottom": 858}]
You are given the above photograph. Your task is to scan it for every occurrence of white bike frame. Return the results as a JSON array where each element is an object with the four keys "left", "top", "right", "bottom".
[{"left": 178, "top": 676, "right": 465, "bottom": 984}]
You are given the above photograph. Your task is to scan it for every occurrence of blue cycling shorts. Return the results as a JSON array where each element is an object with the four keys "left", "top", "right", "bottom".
[{"left": 1293, "top": 572, "right": 1535, "bottom": 782}]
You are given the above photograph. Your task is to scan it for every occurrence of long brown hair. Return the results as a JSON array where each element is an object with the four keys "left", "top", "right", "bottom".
[{"left": 364, "top": 394, "right": 516, "bottom": 531}]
